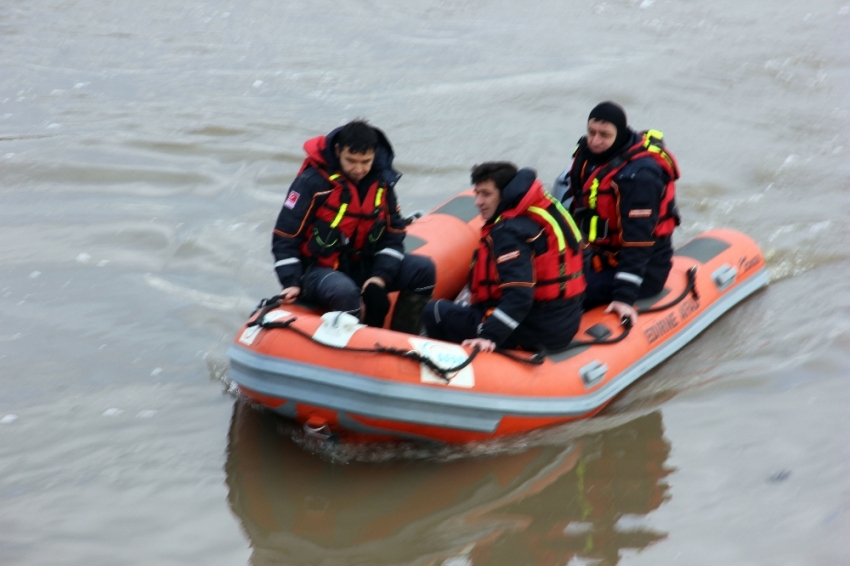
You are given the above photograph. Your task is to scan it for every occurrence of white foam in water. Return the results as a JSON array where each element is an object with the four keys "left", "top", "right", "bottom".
[
  {"left": 136, "top": 410, "right": 157, "bottom": 418},
  {"left": 76, "top": 253, "right": 91, "bottom": 263},
  {"left": 1, "top": 414, "right": 18, "bottom": 424},
  {"left": 102, "top": 408, "right": 123, "bottom": 417},
  {"left": 29, "top": 271, "right": 41, "bottom": 278},
  {"left": 252, "top": 80, "right": 263, "bottom": 88},
  {"left": 150, "top": 367, "right": 163, "bottom": 376}
]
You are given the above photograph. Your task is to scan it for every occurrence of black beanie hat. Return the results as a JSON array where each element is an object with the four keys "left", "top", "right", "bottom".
[
  {"left": 588, "top": 101, "right": 627, "bottom": 132},
  {"left": 586, "top": 101, "right": 631, "bottom": 160}
]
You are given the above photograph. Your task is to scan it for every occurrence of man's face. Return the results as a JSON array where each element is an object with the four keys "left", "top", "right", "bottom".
[
  {"left": 337, "top": 146, "right": 375, "bottom": 183},
  {"left": 474, "top": 179, "right": 502, "bottom": 222},
  {"left": 586, "top": 119, "right": 618, "bottom": 155}
]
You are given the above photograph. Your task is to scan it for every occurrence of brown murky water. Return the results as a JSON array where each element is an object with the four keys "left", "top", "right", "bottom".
[{"left": 2, "top": 0, "right": 849, "bottom": 564}]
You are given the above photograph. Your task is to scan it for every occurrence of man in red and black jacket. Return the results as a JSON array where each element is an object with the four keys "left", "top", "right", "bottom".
[
  {"left": 423, "top": 162, "right": 585, "bottom": 353},
  {"left": 271, "top": 120, "right": 435, "bottom": 332},
  {"left": 553, "top": 101, "right": 681, "bottom": 326}
]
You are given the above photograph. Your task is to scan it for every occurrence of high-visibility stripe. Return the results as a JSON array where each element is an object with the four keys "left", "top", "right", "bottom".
[
  {"left": 589, "top": 178, "right": 599, "bottom": 210},
  {"left": 589, "top": 216, "right": 599, "bottom": 242},
  {"left": 376, "top": 248, "right": 404, "bottom": 261},
  {"left": 645, "top": 129, "right": 663, "bottom": 143},
  {"left": 528, "top": 206, "right": 566, "bottom": 252},
  {"left": 548, "top": 196, "right": 584, "bottom": 242},
  {"left": 329, "top": 173, "right": 341, "bottom": 181},
  {"left": 274, "top": 258, "right": 301, "bottom": 267},
  {"left": 330, "top": 203, "right": 348, "bottom": 228},
  {"left": 374, "top": 186, "right": 384, "bottom": 208},
  {"left": 490, "top": 308, "right": 519, "bottom": 330},
  {"left": 615, "top": 271, "right": 644, "bottom": 286}
]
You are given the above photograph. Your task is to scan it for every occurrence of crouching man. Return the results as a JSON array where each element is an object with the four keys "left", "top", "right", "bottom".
[{"left": 423, "top": 162, "right": 585, "bottom": 352}]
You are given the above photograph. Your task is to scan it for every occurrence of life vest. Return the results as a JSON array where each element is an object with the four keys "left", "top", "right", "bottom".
[
  {"left": 296, "top": 139, "right": 390, "bottom": 270},
  {"left": 470, "top": 181, "right": 586, "bottom": 305},
  {"left": 571, "top": 130, "right": 680, "bottom": 248}
]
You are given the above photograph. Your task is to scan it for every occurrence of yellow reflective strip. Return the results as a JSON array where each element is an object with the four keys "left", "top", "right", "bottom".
[
  {"left": 589, "top": 216, "right": 598, "bottom": 242},
  {"left": 374, "top": 186, "right": 384, "bottom": 208},
  {"left": 330, "top": 203, "right": 348, "bottom": 228},
  {"left": 644, "top": 129, "right": 664, "bottom": 149},
  {"left": 589, "top": 178, "right": 599, "bottom": 210},
  {"left": 329, "top": 173, "right": 341, "bottom": 181},
  {"left": 528, "top": 206, "right": 566, "bottom": 252},
  {"left": 549, "top": 196, "right": 584, "bottom": 243}
]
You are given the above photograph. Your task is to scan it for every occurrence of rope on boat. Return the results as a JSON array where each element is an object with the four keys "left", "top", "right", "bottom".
[
  {"left": 557, "top": 265, "right": 699, "bottom": 351},
  {"left": 247, "top": 302, "right": 481, "bottom": 381},
  {"left": 243, "top": 265, "right": 698, "bottom": 369}
]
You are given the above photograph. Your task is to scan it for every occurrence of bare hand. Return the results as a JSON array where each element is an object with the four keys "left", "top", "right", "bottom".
[
  {"left": 279, "top": 286, "right": 301, "bottom": 304},
  {"left": 605, "top": 301, "right": 637, "bottom": 327},
  {"left": 462, "top": 337, "right": 497, "bottom": 353},
  {"left": 361, "top": 276, "right": 386, "bottom": 292}
]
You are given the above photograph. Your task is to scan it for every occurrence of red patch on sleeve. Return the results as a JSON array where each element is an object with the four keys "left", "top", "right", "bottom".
[{"left": 284, "top": 190, "right": 300, "bottom": 209}]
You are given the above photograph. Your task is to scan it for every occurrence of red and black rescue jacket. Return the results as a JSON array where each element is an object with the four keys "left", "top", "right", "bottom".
[
  {"left": 272, "top": 129, "right": 406, "bottom": 288},
  {"left": 569, "top": 129, "right": 680, "bottom": 248},
  {"left": 469, "top": 170, "right": 586, "bottom": 345}
]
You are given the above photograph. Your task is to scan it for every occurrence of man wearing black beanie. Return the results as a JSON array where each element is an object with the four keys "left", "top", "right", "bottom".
[{"left": 553, "top": 101, "right": 681, "bottom": 325}]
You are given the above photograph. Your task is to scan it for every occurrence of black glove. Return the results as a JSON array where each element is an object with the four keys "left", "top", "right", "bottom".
[{"left": 361, "top": 282, "right": 390, "bottom": 327}]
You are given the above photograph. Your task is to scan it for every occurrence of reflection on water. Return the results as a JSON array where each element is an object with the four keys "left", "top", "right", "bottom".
[{"left": 226, "top": 402, "right": 672, "bottom": 565}]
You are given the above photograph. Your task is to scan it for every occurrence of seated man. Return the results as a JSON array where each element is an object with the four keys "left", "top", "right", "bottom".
[
  {"left": 423, "top": 162, "right": 585, "bottom": 353},
  {"left": 554, "top": 101, "right": 681, "bottom": 325},
  {"left": 271, "top": 120, "right": 435, "bottom": 333}
]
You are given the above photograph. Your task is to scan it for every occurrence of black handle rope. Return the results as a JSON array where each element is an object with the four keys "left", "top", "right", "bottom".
[
  {"left": 638, "top": 265, "right": 699, "bottom": 314},
  {"left": 249, "top": 311, "right": 479, "bottom": 382},
  {"left": 555, "top": 265, "right": 698, "bottom": 352},
  {"left": 243, "top": 265, "right": 697, "bottom": 370}
]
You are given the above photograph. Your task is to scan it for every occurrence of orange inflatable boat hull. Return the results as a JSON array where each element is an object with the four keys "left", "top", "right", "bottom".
[{"left": 227, "top": 192, "right": 768, "bottom": 443}]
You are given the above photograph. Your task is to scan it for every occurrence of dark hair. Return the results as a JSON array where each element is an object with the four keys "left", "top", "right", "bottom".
[
  {"left": 336, "top": 120, "right": 379, "bottom": 154},
  {"left": 470, "top": 161, "right": 518, "bottom": 191}
]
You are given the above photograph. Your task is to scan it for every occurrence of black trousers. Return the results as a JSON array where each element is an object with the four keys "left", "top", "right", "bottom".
[
  {"left": 422, "top": 298, "right": 582, "bottom": 352},
  {"left": 301, "top": 254, "right": 435, "bottom": 313}
]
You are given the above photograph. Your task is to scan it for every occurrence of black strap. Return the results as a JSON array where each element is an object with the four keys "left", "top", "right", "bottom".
[{"left": 246, "top": 265, "right": 698, "bottom": 372}]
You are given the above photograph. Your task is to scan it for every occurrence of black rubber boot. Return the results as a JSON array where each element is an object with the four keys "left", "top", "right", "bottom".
[
  {"left": 361, "top": 283, "right": 390, "bottom": 327},
  {"left": 389, "top": 291, "right": 432, "bottom": 335}
]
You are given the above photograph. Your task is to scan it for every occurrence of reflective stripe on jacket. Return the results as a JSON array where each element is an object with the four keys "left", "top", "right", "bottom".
[{"left": 470, "top": 180, "right": 585, "bottom": 304}]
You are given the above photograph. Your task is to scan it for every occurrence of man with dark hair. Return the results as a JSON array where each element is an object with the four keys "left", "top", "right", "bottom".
[
  {"left": 422, "top": 162, "right": 585, "bottom": 352},
  {"left": 554, "top": 101, "right": 680, "bottom": 325},
  {"left": 271, "top": 120, "right": 435, "bottom": 332}
]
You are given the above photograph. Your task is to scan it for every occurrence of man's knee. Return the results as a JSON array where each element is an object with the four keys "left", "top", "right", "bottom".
[
  {"left": 402, "top": 254, "right": 436, "bottom": 294},
  {"left": 315, "top": 271, "right": 360, "bottom": 312}
]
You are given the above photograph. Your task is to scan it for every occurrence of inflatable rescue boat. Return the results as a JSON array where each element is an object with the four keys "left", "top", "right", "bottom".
[{"left": 227, "top": 191, "right": 768, "bottom": 443}]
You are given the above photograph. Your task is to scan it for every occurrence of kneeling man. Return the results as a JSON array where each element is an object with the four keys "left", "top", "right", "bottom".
[{"left": 423, "top": 162, "right": 585, "bottom": 352}]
